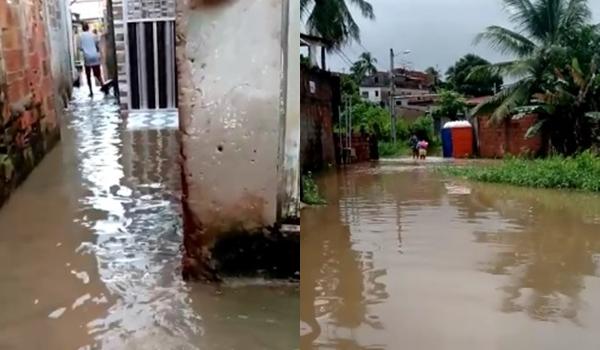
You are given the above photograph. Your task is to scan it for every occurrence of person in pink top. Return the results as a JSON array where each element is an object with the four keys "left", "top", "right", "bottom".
[{"left": 417, "top": 140, "right": 429, "bottom": 160}]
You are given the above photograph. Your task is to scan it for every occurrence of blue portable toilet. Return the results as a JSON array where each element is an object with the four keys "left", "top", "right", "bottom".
[{"left": 441, "top": 127, "right": 453, "bottom": 158}]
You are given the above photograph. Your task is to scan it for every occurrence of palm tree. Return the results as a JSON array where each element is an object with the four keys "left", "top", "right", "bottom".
[
  {"left": 472, "top": 0, "right": 598, "bottom": 154},
  {"left": 474, "top": 0, "right": 591, "bottom": 59},
  {"left": 301, "top": 0, "right": 375, "bottom": 49},
  {"left": 350, "top": 52, "right": 378, "bottom": 82},
  {"left": 425, "top": 67, "right": 441, "bottom": 86}
]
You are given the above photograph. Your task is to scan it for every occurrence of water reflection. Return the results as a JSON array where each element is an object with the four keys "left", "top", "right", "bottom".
[
  {"left": 0, "top": 90, "right": 297, "bottom": 350},
  {"left": 301, "top": 162, "right": 600, "bottom": 349},
  {"left": 467, "top": 183, "right": 600, "bottom": 323}
]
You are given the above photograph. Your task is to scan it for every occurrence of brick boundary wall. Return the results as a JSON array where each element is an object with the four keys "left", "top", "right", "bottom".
[
  {"left": 300, "top": 66, "right": 338, "bottom": 172},
  {"left": 334, "top": 133, "right": 378, "bottom": 164},
  {"left": 0, "top": 0, "right": 68, "bottom": 208},
  {"left": 477, "top": 114, "right": 544, "bottom": 158}
]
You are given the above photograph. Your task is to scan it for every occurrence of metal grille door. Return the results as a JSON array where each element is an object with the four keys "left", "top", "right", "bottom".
[{"left": 127, "top": 20, "right": 177, "bottom": 110}]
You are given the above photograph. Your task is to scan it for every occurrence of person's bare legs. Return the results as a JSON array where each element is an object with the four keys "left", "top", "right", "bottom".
[
  {"left": 92, "top": 65, "right": 109, "bottom": 95},
  {"left": 85, "top": 65, "right": 93, "bottom": 97}
]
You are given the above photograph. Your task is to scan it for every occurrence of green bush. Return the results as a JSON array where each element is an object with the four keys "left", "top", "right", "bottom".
[
  {"left": 441, "top": 151, "right": 600, "bottom": 192},
  {"left": 379, "top": 141, "right": 409, "bottom": 157},
  {"left": 301, "top": 172, "right": 327, "bottom": 205},
  {"left": 410, "top": 116, "right": 435, "bottom": 142},
  {"left": 395, "top": 118, "right": 410, "bottom": 141}
]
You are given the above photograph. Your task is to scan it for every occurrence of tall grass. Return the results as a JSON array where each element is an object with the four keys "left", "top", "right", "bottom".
[
  {"left": 441, "top": 152, "right": 600, "bottom": 192},
  {"left": 379, "top": 142, "right": 409, "bottom": 157},
  {"left": 301, "top": 172, "right": 326, "bottom": 205}
]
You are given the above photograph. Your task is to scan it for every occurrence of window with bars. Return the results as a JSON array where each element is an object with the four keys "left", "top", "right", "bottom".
[{"left": 127, "top": 20, "right": 177, "bottom": 110}]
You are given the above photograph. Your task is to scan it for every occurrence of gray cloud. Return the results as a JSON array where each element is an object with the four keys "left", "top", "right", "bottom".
[{"left": 326, "top": 0, "right": 600, "bottom": 77}]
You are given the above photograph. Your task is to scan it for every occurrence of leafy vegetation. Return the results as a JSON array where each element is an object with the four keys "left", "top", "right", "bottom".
[
  {"left": 425, "top": 67, "right": 444, "bottom": 91},
  {"left": 441, "top": 152, "right": 600, "bottom": 192},
  {"left": 446, "top": 54, "right": 503, "bottom": 97},
  {"left": 472, "top": 0, "right": 600, "bottom": 155},
  {"left": 350, "top": 52, "right": 378, "bottom": 82},
  {"left": 432, "top": 90, "right": 468, "bottom": 121},
  {"left": 409, "top": 116, "right": 435, "bottom": 142},
  {"left": 379, "top": 141, "right": 409, "bottom": 157},
  {"left": 301, "top": 0, "right": 374, "bottom": 49},
  {"left": 301, "top": 172, "right": 327, "bottom": 205}
]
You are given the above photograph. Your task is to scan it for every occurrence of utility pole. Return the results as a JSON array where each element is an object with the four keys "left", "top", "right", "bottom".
[{"left": 389, "top": 48, "right": 396, "bottom": 145}]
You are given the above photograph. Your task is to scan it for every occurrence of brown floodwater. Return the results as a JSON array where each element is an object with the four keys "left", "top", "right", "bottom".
[
  {"left": 301, "top": 160, "right": 600, "bottom": 350},
  {"left": 0, "top": 90, "right": 298, "bottom": 350}
]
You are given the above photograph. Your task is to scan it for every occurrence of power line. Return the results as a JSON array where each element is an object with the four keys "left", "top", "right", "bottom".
[
  {"left": 357, "top": 41, "right": 370, "bottom": 53},
  {"left": 337, "top": 49, "right": 355, "bottom": 66},
  {"left": 335, "top": 50, "right": 354, "bottom": 68}
]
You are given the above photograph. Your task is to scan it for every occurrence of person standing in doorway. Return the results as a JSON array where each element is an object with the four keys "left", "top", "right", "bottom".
[{"left": 78, "top": 22, "right": 104, "bottom": 97}]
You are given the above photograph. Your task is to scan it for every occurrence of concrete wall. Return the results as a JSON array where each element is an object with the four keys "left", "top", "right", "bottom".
[
  {"left": 177, "top": 0, "right": 299, "bottom": 280},
  {"left": 279, "top": 0, "right": 300, "bottom": 223},
  {"left": 44, "top": 0, "right": 75, "bottom": 108},
  {"left": 301, "top": 66, "right": 338, "bottom": 172},
  {"left": 0, "top": 0, "right": 71, "bottom": 207}
]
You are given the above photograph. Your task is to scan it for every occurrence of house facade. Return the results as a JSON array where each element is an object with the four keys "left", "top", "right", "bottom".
[
  {"left": 359, "top": 69, "right": 436, "bottom": 120},
  {"left": 360, "top": 69, "right": 433, "bottom": 102}
]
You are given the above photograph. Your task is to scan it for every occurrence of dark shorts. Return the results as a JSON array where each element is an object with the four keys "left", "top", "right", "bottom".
[{"left": 84, "top": 65, "right": 102, "bottom": 79}]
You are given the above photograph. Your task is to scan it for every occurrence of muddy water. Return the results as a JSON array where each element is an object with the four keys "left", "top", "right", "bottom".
[
  {"left": 301, "top": 160, "right": 600, "bottom": 350},
  {"left": 0, "top": 90, "right": 298, "bottom": 350}
]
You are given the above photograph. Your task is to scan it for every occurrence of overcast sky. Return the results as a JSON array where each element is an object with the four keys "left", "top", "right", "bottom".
[{"left": 325, "top": 0, "right": 600, "bottom": 77}]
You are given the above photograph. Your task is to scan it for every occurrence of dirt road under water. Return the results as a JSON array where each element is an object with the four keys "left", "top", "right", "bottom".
[
  {"left": 0, "top": 90, "right": 298, "bottom": 350},
  {"left": 301, "top": 160, "right": 600, "bottom": 350}
]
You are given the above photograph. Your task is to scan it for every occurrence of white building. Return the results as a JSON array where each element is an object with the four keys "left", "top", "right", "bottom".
[{"left": 360, "top": 86, "right": 386, "bottom": 104}]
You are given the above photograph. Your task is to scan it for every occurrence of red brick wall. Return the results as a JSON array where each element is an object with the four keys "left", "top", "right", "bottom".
[
  {"left": 477, "top": 115, "right": 543, "bottom": 158},
  {"left": 334, "top": 133, "right": 374, "bottom": 163},
  {"left": 301, "top": 67, "right": 339, "bottom": 172},
  {"left": 1, "top": 0, "right": 61, "bottom": 207}
]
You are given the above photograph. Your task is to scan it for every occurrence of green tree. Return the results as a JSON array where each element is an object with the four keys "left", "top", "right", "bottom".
[
  {"left": 446, "top": 54, "right": 503, "bottom": 97},
  {"left": 350, "top": 101, "right": 391, "bottom": 139},
  {"left": 350, "top": 52, "right": 378, "bottom": 82},
  {"left": 472, "top": 0, "right": 599, "bottom": 155},
  {"left": 410, "top": 116, "right": 435, "bottom": 142},
  {"left": 301, "top": 0, "right": 375, "bottom": 49},
  {"left": 432, "top": 90, "right": 468, "bottom": 121},
  {"left": 425, "top": 66, "right": 443, "bottom": 91}
]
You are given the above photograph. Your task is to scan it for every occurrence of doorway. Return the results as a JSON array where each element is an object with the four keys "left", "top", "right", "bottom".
[{"left": 126, "top": 20, "right": 177, "bottom": 111}]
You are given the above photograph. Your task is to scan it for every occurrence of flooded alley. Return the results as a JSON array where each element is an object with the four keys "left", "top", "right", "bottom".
[
  {"left": 0, "top": 90, "right": 298, "bottom": 350},
  {"left": 301, "top": 160, "right": 600, "bottom": 350}
]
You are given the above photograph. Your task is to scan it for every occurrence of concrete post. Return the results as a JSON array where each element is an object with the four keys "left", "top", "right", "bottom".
[{"left": 176, "top": 0, "right": 299, "bottom": 280}]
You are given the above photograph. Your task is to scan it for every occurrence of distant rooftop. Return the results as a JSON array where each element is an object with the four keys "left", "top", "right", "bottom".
[{"left": 361, "top": 69, "right": 433, "bottom": 90}]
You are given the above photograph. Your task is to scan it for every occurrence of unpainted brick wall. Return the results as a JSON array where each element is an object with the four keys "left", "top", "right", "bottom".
[
  {"left": 300, "top": 66, "right": 338, "bottom": 172},
  {"left": 0, "top": 0, "right": 65, "bottom": 207},
  {"left": 334, "top": 133, "right": 375, "bottom": 163},
  {"left": 477, "top": 115, "right": 543, "bottom": 158}
]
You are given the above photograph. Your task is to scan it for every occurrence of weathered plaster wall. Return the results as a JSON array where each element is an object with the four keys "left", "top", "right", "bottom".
[
  {"left": 176, "top": 0, "right": 298, "bottom": 279},
  {"left": 279, "top": 0, "right": 300, "bottom": 223},
  {"left": 44, "top": 0, "right": 74, "bottom": 108},
  {"left": 0, "top": 0, "right": 71, "bottom": 207}
]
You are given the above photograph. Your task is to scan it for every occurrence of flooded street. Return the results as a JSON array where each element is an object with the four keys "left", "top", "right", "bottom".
[
  {"left": 301, "top": 160, "right": 600, "bottom": 349},
  {"left": 0, "top": 90, "right": 298, "bottom": 350}
]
